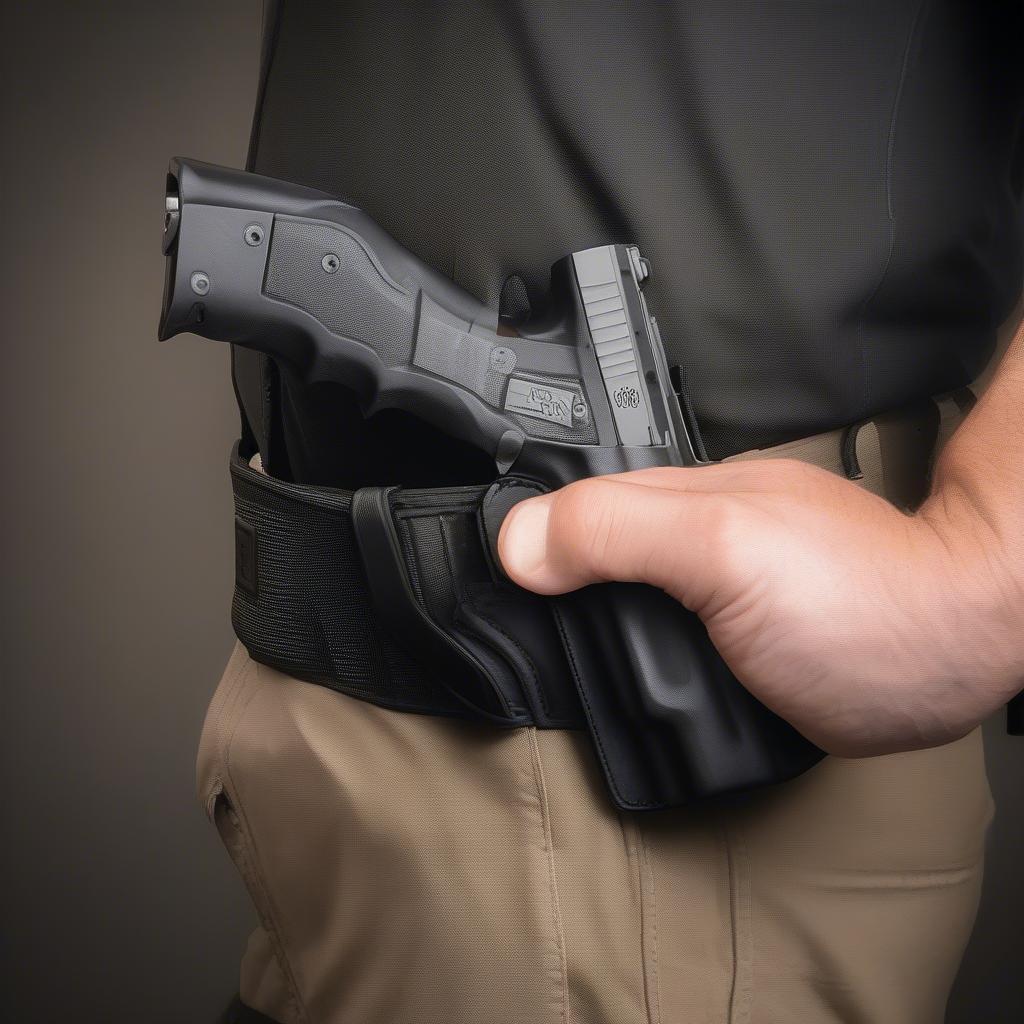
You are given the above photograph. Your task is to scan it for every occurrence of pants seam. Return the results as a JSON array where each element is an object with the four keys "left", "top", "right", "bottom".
[
  {"left": 223, "top": 661, "right": 312, "bottom": 1024},
  {"left": 199, "top": 644, "right": 250, "bottom": 815},
  {"left": 527, "top": 728, "right": 571, "bottom": 1024},
  {"left": 634, "top": 820, "right": 663, "bottom": 1024},
  {"left": 724, "top": 819, "right": 753, "bottom": 1024}
]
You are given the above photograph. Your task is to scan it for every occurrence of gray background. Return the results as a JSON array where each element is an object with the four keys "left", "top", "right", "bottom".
[{"left": 0, "top": 2, "right": 1018, "bottom": 1021}]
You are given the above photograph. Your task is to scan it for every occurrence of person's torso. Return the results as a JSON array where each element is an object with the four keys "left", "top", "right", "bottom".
[{"left": 240, "top": 0, "right": 1023, "bottom": 483}]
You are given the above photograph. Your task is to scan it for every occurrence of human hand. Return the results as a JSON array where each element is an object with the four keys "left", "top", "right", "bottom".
[{"left": 498, "top": 458, "right": 1023, "bottom": 757}]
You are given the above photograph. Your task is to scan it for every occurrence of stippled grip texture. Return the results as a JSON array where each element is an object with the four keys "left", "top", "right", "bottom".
[
  {"left": 264, "top": 218, "right": 418, "bottom": 366},
  {"left": 263, "top": 216, "right": 598, "bottom": 444}
]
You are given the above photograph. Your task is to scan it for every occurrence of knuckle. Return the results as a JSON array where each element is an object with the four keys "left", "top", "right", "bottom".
[{"left": 549, "top": 479, "right": 626, "bottom": 575}]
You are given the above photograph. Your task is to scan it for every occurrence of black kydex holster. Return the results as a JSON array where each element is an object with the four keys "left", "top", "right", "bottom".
[{"left": 231, "top": 446, "right": 824, "bottom": 812}]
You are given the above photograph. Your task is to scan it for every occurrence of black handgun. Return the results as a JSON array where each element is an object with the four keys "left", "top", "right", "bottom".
[
  {"left": 160, "top": 158, "right": 823, "bottom": 808},
  {"left": 160, "top": 159, "right": 701, "bottom": 480}
]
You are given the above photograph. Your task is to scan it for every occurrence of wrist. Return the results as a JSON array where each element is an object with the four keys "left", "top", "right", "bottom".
[{"left": 914, "top": 462, "right": 1024, "bottom": 715}]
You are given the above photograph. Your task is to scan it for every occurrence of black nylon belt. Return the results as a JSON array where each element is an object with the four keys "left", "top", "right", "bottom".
[{"left": 230, "top": 443, "right": 586, "bottom": 730}]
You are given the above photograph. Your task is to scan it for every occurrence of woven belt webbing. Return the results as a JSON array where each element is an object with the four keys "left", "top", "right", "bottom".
[
  {"left": 230, "top": 444, "right": 584, "bottom": 727},
  {"left": 231, "top": 451, "right": 455, "bottom": 715}
]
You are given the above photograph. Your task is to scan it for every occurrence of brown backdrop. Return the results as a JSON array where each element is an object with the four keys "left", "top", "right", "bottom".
[{"left": 0, "top": 2, "right": 1018, "bottom": 1020}]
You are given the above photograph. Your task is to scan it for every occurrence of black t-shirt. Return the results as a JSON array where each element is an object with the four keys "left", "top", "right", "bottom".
[{"left": 237, "top": 0, "right": 1023, "bottom": 486}]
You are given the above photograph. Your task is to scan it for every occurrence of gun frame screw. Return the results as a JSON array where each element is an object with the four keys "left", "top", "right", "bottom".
[
  {"left": 244, "top": 224, "right": 265, "bottom": 246},
  {"left": 573, "top": 399, "right": 588, "bottom": 420},
  {"left": 490, "top": 346, "right": 517, "bottom": 373},
  {"left": 322, "top": 253, "right": 340, "bottom": 274},
  {"left": 190, "top": 271, "right": 211, "bottom": 296}
]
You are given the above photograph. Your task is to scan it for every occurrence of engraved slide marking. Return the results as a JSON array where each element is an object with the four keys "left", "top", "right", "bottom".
[{"left": 504, "top": 378, "right": 575, "bottom": 427}]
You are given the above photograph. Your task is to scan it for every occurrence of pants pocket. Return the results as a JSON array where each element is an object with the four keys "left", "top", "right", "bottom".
[{"left": 212, "top": 789, "right": 306, "bottom": 1024}]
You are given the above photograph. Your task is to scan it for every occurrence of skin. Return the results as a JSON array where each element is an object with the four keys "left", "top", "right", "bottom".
[{"left": 499, "top": 318, "right": 1024, "bottom": 757}]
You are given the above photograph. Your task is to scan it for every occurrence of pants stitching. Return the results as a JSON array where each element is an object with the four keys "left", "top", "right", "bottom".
[
  {"left": 724, "top": 819, "right": 753, "bottom": 1024},
  {"left": 223, "top": 661, "right": 312, "bottom": 1024},
  {"left": 528, "top": 728, "right": 571, "bottom": 1024},
  {"left": 200, "top": 645, "right": 250, "bottom": 815},
  {"left": 637, "top": 824, "right": 663, "bottom": 1024}
]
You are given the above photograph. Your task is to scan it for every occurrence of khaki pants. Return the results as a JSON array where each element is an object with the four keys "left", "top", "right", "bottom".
[{"left": 198, "top": 401, "right": 991, "bottom": 1023}]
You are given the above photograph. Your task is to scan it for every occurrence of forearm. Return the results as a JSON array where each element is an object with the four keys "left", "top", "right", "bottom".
[
  {"left": 917, "top": 317, "right": 1024, "bottom": 709},
  {"left": 928, "top": 318, "right": 1024, "bottom": 533}
]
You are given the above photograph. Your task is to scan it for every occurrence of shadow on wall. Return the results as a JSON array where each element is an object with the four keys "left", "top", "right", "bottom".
[{"left": 1, "top": 2, "right": 262, "bottom": 1022}]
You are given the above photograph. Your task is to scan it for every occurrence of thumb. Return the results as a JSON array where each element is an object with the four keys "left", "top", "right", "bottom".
[{"left": 497, "top": 476, "right": 724, "bottom": 607}]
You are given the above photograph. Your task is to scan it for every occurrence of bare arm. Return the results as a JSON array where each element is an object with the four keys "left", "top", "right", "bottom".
[{"left": 498, "top": 319, "right": 1024, "bottom": 757}]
